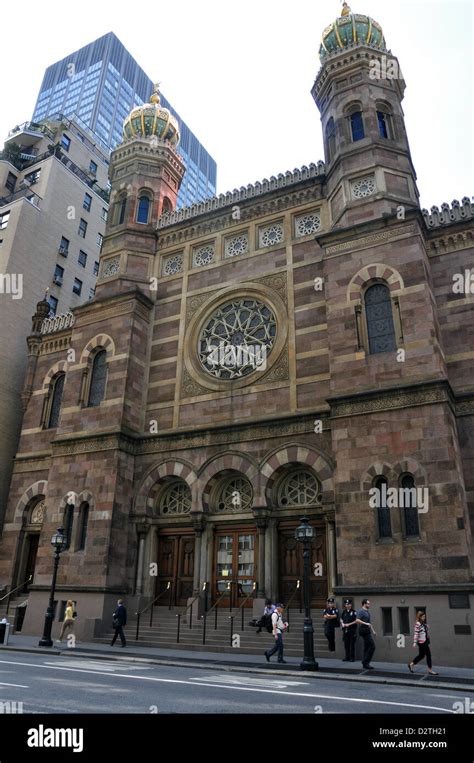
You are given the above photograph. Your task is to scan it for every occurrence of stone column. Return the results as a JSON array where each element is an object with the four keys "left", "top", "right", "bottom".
[
  {"left": 253, "top": 507, "right": 270, "bottom": 598},
  {"left": 191, "top": 511, "right": 205, "bottom": 596},
  {"left": 135, "top": 523, "right": 148, "bottom": 595},
  {"left": 325, "top": 513, "right": 337, "bottom": 592}
]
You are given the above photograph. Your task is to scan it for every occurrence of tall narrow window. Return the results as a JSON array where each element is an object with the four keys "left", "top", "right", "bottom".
[
  {"left": 350, "top": 111, "right": 365, "bottom": 141},
  {"left": 64, "top": 503, "right": 74, "bottom": 550},
  {"left": 401, "top": 474, "right": 420, "bottom": 537},
  {"left": 117, "top": 197, "right": 126, "bottom": 225},
  {"left": 87, "top": 349, "right": 107, "bottom": 407},
  {"left": 325, "top": 118, "right": 336, "bottom": 162},
  {"left": 162, "top": 197, "right": 172, "bottom": 214},
  {"left": 373, "top": 476, "right": 392, "bottom": 538},
  {"left": 48, "top": 374, "right": 65, "bottom": 428},
  {"left": 136, "top": 195, "right": 150, "bottom": 224},
  {"left": 77, "top": 503, "right": 89, "bottom": 551},
  {"left": 365, "top": 283, "right": 397, "bottom": 354},
  {"left": 377, "top": 111, "right": 390, "bottom": 139}
]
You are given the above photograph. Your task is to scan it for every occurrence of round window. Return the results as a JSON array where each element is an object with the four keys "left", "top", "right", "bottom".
[{"left": 198, "top": 298, "right": 277, "bottom": 380}]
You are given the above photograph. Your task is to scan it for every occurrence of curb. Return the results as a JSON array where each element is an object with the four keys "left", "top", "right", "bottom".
[{"left": 1, "top": 644, "right": 472, "bottom": 693}]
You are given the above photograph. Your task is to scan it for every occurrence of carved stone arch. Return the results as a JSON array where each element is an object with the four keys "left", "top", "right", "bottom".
[
  {"left": 197, "top": 451, "right": 259, "bottom": 504},
  {"left": 392, "top": 458, "right": 427, "bottom": 486},
  {"left": 41, "top": 361, "right": 68, "bottom": 393},
  {"left": 347, "top": 264, "right": 404, "bottom": 305},
  {"left": 260, "top": 443, "right": 335, "bottom": 505},
  {"left": 360, "top": 462, "right": 397, "bottom": 493},
  {"left": 134, "top": 459, "right": 198, "bottom": 515},
  {"left": 14, "top": 480, "right": 48, "bottom": 523},
  {"left": 79, "top": 334, "right": 116, "bottom": 365}
]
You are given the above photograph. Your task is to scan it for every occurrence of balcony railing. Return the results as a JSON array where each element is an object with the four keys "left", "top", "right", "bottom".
[
  {"left": 0, "top": 188, "right": 41, "bottom": 208},
  {"left": 7, "top": 121, "right": 55, "bottom": 142},
  {"left": 41, "top": 311, "right": 75, "bottom": 335}
]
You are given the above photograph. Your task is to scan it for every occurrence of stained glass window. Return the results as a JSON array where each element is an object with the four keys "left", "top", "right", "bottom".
[
  {"left": 136, "top": 195, "right": 150, "bottom": 224},
  {"left": 48, "top": 374, "right": 65, "bottom": 429},
  {"left": 87, "top": 350, "right": 107, "bottom": 407},
  {"left": 374, "top": 475, "right": 392, "bottom": 538},
  {"left": 365, "top": 283, "right": 396, "bottom": 354}
]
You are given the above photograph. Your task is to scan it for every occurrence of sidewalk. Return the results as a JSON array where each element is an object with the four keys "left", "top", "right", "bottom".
[{"left": 1, "top": 633, "right": 473, "bottom": 692}]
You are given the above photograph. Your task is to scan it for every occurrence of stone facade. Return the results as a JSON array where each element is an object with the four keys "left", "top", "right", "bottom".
[{"left": 0, "top": 12, "right": 472, "bottom": 666}]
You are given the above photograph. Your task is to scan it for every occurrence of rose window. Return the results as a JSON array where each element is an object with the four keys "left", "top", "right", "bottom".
[
  {"left": 225, "top": 234, "right": 248, "bottom": 258},
  {"left": 295, "top": 213, "right": 321, "bottom": 237},
  {"left": 277, "top": 469, "right": 321, "bottom": 506},
  {"left": 215, "top": 476, "right": 253, "bottom": 512},
  {"left": 193, "top": 245, "right": 215, "bottom": 267},
  {"left": 163, "top": 253, "right": 183, "bottom": 276},
  {"left": 351, "top": 176, "right": 376, "bottom": 199},
  {"left": 159, "top": 481, "right": 191, "bottom": 515},
  {"left": 259, "top": 224, "right": 284, "bottom": 248},
  {"left": 198, "top": 298, "right": 277, "bottom": 379}
]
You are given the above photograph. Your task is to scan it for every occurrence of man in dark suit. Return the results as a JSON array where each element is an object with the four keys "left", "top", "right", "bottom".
[{"left": 110, "top": 599, "right": 127, "bottom": 647}]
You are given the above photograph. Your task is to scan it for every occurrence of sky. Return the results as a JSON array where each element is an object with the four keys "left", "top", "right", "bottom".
[{"left": 1, "top": 0, "right": 472, "bottom": 209}]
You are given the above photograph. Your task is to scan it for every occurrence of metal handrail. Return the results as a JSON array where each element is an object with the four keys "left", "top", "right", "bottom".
[
  {"left": 135, "top": 582, "right": 171, "bottom": 641},
  {"left": 236, "top": 582, "right": 257, "bottom": 631},
  {"left": 201, "top": 583, "right": 230, "bottom": 622},
  {"left": 200, "top": 583, "right": 231, "bottom": 643},
  {"left": 175, "top": 582, "right": 207, "bottom": 643},
  {"left": 0, "top": 576, "right": 32, "bottom": 604}
]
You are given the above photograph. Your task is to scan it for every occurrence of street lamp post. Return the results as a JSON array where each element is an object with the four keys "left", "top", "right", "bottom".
[
  {"left": 38, "top": 527, "right": 66, "bottom": 647},
  {"left": 295, "top": 516, "right": 318, "bottom": 671}
]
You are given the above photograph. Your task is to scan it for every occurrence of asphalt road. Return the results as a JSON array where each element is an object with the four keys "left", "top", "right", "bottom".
[{"left": 0, "top": 651, "right": 469, "bottom": 715}]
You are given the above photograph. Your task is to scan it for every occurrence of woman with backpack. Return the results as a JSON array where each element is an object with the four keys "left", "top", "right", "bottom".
[{"left": 408, "top": 611, "right": 438, "bottom": 675}]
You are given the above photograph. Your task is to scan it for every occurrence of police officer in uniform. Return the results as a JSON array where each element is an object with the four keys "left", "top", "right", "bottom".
[
  {"left": 322, "top": 597, "right": 339, "bottom": 652},
  {"left": 340, "top": 598, "right": 357, "bottom": 662}
]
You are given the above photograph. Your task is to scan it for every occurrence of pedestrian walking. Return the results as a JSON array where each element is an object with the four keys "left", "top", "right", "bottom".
[
  {"left": 257, "top": 598, "right": 275, "bottom": 634},
  {"left": 355, "top": 598, "right": 376, "bottom": 669},
  {"left": 322, "top": 597, "right": 340, "bottom": 652},
  {"left": 408, "top": 611, "right": 438, "bottom": 675},
  {"left": 340, "top": 598, "right": 357, "bottom": 662},
  {"left": 110, "top": 599, "right": 127, "bottom": 648},
  {"left": 56, "top": 599, "right": 75, "bottom": 643},
  {"left": 264, "top": 603, "right": 288, "bottom": 664}
]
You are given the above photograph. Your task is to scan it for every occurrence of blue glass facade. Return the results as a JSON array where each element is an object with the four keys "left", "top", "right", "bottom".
[{"left": 32, "top": 33, "right": 217, "bottom": 207}]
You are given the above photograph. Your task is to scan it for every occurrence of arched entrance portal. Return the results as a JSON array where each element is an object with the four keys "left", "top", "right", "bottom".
[{"left": 14, "top": 498, "right": 45, "bottom": 591}]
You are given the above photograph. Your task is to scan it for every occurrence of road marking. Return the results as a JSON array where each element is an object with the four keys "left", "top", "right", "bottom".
[
  {"left": 42, "top": 660, "right": 151, "bottom": 672},
  {"left": 0, "top": 681, "right": 28, "bottom": 688},
  {"left": 189, "top": 675, "right": 309, "bottom": 689},
  {"left": 0, "top": 659, "right": 455, "bottom": 712}
]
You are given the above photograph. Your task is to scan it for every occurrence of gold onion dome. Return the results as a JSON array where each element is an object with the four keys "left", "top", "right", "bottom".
[
  {"left": 122, "top": 83, "right": 180, "bottom": 147},
  {"left": 319, "top": 3, "right": 387, "bottom": 62}
]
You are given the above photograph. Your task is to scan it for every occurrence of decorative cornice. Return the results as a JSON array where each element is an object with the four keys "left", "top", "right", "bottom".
[
  {"left": 324, "top": 224, "right": 416, "bottom": 256},
  {"left": 422, "top": 198, "right": 473, "bottom": 230},
  {"left": 156, "top": 163, "right": 325, "bottom": 232},
  {"left": 329, "top": 380, "right": 455, "bottom": 418},
  {"left": 41, "top": 312, "right": 75, "bottom": 335},
  {"left": 428, "top": 229, "right": 474, "bottom": 256}
]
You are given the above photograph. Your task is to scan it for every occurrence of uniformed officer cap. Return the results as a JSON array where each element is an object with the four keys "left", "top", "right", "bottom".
[
  {"left": 327, "top": 597, "right": 335, "bottom": 603},
  {"left": 344, "top": 599, "right": 352, "bottom": 604}
]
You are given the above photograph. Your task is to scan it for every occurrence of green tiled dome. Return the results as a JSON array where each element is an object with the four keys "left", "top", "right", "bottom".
[
  {"left": 123, "top": 84, "right": 180, "bottom": 147},
  {"left": 319, "top": 3, "right": 386, "bottom": 62}
]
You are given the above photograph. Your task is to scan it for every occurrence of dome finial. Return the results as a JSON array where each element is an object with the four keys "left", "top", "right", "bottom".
[
  {"left": 341, "top": 1, "right": 351, "bottom": 15},
  {"left": 150, "top": 82, "right": 161, "bottom": 105}
]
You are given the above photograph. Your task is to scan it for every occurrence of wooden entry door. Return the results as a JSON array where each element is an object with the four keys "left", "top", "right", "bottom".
[
  {"left": 278, "top": 520, "right": 327, "bottom": 608},
  {"left": 214, "top": 529, "right": 256, "bottom": 607},
  {"left": 22, "top": 534, "right": 39, "bottom": 591},
  {"left": 156, "top": 532, "right": 195, "bottom": 606}
]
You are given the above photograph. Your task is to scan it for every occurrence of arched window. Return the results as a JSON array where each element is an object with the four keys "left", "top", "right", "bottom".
[
  {"left": 373, "top": 476, "right": 392, "bottom": 538},
  {"left": 136, "top": 195, "right": 150, "bottom": 224},
  {"left": 162, "top": 197, "right": 173, "bottom": 214},
  {"left": 350, "top": 111, "right": 365, "bottom": 141},
  {"left": 213, "top": 475, "right": 253, "bottom": 512},
  {"left": 64, "top": 503, "right": 74, "bottom": 550},
  {"left": 158, "top": 481, "right": 191, "bottom": 515},
  {"left": 87, "top": 350, "right": 107, "bottom": 407},
  {"left": 77, "top": 502, "right": 89, "bottom": 550},
  {"left": 277, "top": 468, "right": 321, "bottom": 507},
  {"left": 116, "top": 195, "right": 127, "bottom": 225},
  {"left": 400, "top": 474, "right": 420, "bottom": 537},
  {"left": 325, "top": 118, "right": 336, "bottom": 163},
  {"left": 364, "top": 283, "right": 397, "bottom": 354},
  {"left": 377, "top": 111, "right": 390, "bottom": 139},
  {"left": 47, "top": 373, "right": 65, "bottom": 428}
]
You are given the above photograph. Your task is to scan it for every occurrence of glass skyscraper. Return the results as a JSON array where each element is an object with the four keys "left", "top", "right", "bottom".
[{"left": 32, "top": 32, "right": 217, "bottom": 207}]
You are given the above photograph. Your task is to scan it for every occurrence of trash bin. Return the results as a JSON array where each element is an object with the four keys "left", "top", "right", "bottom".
[{"left": 0, "top": 621, "right": 11, "bottom": 645}]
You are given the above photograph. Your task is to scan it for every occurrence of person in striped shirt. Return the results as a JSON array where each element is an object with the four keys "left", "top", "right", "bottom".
[{"left": 408, "top": 611, "right": 438, "bottom": 675}]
